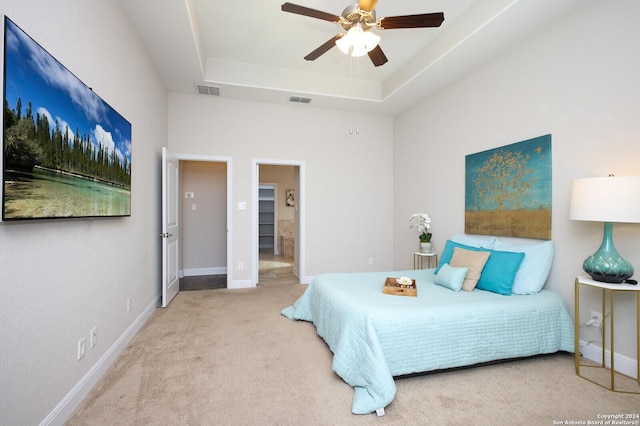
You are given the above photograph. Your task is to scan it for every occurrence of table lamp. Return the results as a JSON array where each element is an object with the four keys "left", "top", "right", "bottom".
[{"left": 570, "top": 175, "right": 640, "bottom": 283}]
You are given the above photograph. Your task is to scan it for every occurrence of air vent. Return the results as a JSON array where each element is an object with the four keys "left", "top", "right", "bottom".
[
  {"left": 289, "top": 96, "right": 312, "bottom": 104},
  {"left": 195, "top": 84, "right": 220, "bottom": 96}
]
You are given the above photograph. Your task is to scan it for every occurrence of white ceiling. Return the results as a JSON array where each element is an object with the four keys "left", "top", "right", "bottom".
[{"left": 119, "top": 0, "right": 586, "bottom": 115}]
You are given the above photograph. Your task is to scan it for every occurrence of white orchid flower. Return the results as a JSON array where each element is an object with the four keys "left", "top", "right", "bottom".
[{"left": 409, "top": 212, "right": 432, "bottom": 242}]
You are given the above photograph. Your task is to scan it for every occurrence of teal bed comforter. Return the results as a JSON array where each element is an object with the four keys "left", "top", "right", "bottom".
[{"left": 281, "top": 269, "right": 574, "bottom": 415}]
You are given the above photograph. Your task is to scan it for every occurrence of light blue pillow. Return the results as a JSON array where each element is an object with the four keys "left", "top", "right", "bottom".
[
  {"left": 435, "top": 263, "right": 468, "bottom": 292},
  {"left": 475, "top": 250, "right": 525, "bottom": 296},
  {"left": 451, "top": 233, "right": 496, "bottom": 250},
  {"left": 493, "top": 239, "right": 553, "bottom": 294},
  {"left": 436, "top": 240, "right": 525, "bottom": 295}
]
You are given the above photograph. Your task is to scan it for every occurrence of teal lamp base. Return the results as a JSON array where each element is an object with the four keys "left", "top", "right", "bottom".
[{"left": 583, "top": 222, "right": 634, "bottom": 283}]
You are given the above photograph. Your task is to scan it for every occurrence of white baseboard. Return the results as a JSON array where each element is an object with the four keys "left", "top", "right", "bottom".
[
  {"left": 289, "top": 264, "right": 312, "bottom": 284},
  {"left": 299, "top": 274, "right": 314, "bottom": 285},
  {"left": 579, "top": 339, "right": 638, "bottom": 380},
  {"left": 292, "top": 266, "right": 311, "bottom": 284},
  {"left": 182, "top": 267, "right": 227, "bottom": 276},
  {"left": 229, "top": 279, "right": 255, "bottom": 289},
  {"left": 40, "top": 297, "right": 159, "bottom": 426}
]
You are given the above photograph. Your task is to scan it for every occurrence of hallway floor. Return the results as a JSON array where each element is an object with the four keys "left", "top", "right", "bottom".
[
  {"left": 258, "top": 249, "right": 294, "bottom": 282},
  {"left": 179, "top": 249, "right": 294, "bottom": 290}
]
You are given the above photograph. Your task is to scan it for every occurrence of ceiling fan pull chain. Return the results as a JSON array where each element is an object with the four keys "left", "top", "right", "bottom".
[
  {"left": 355, "top": 57, "right": 360, "bottom": 135},
  {"left": 349, "top": 55, "right": 355, "bottom": 135}
]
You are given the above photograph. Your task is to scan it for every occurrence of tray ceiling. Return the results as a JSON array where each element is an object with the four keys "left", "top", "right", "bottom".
[{"left": 120, "top": 0, "right": 586, "bottom": 115}]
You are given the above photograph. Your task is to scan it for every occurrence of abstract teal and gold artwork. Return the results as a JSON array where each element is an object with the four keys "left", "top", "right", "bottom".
[{"left": 465, "top": 135, "right": 552, "bottom": 240}]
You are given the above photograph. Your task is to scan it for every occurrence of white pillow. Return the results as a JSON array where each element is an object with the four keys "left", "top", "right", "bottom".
[
  {"left": 492, "top": 239, "right": 553, "bottom": 294},
  {"left": 435, "top": 263, "right": 469, "bottom": 292},
  {"left": 451, "top": 233, "right": 496, "bottom": 249}
]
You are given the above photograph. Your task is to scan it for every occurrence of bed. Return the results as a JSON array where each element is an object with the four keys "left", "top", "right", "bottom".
[{"left": 281, "top": 237, "right": 575, "bottom": 415}]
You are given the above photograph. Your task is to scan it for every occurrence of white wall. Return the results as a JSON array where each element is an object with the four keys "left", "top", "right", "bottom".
[
  {"left": 0, "top": 2, "right": 166, "bottom": 424},
  {"left": 394, "top": 0, "right": 640, "bottom": 360},
  {"left": 181, "top": 160, "right": 227, "bottom": 275},
  {"left": 168, "top": 94, "right": 395, "bottom": 282}
]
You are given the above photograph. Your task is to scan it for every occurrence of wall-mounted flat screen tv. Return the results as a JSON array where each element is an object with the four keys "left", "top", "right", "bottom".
[{"left": 2, "top": 17, "right": 131, "bottom": 221}]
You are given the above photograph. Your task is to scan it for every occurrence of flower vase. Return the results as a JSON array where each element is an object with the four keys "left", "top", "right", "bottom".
[{"left": 419, "top": 242, "right": 432, "bottom": 254}]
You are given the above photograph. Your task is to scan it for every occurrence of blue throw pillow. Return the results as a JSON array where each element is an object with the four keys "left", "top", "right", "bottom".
[
  {"left": 436, "top": 240, "right": 524, "bottom": 295},
  {"left": 435, "top": 263, "right": 468, "bottom": 292},
  {"left": 475, "top": 250, "right": 525, "bottom": 296}
]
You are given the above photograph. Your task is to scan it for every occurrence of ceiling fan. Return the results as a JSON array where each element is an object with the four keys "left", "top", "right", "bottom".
[{"left": 281, "top": 0, "right": 444, "bottom": 67}]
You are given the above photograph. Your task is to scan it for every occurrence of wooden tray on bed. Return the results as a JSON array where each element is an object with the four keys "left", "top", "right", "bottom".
[{"left": 383, "top": 277, "right": 417, "bottom": 297}]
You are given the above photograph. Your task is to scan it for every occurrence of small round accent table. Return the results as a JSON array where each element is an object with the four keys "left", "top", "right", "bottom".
[{"left": 413, "top": 252, "right": 438, "bottom": 270}]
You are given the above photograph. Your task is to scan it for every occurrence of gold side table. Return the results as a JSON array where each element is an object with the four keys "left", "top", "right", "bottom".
[
  {"left": 574, "top": 275, "right": 640, "bottom": 393},
  {"left": 413, "top": 252, "right": 438, "bottom": 269}
]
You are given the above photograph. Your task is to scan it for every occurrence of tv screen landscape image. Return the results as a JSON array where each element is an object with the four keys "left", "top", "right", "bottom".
[{"left": 2, "top": 17, "right": 131, "bottom": 221}]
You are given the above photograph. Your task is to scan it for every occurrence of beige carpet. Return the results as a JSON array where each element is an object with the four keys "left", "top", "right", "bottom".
[{"left": 67, "top": 271, "right": 640, "bottom": 425}]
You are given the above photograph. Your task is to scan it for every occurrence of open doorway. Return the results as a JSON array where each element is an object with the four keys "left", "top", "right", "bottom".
[
  {"left": 178, "top": 159, "right": 227, "bottom": 290},
  {"left": 177, "top": 155, "right": 232, "bottom": 291},
  {"left": 161, "top": 151, "right": 232, "bottom": 305},
  {"left": 258, "top": 178, "right": 292, "bottom": 281},
  {"left": 253, "top": 159, "right": 306, "bottom": 286}
]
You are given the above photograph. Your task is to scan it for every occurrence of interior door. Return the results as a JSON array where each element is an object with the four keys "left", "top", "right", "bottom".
[{"left": 161, "top": 147, "right": 180, "bottom": 307}]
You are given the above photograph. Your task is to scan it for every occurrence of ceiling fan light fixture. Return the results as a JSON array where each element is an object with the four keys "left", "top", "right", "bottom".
[
  {"left": 282, "top": 2, "right": 444, "bottom": 66},
  {"left": 362, "top": 29, "right": 380, "bottom": 50},
  {"left": 335, "top": 25, "right": 380, "bottom": 57},
  {"left": 350, "top": 43, "right": 368, "bottom": 57},
  {"left": 335, "top": 34, "right": 351, "bottom": 55}
]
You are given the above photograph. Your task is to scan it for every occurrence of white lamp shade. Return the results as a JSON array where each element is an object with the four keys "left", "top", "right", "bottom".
[
  {"left": 335, "top": 26, "right": 380, "bottom": 57},
  {"left": 350, "top": 42, "right": 368, "bottom": 57},
  {"left": 570, "top": 176, "right": 640, "bottom": 223},
  {"left": 335, "top": 34, "right": 352, "bottom": 55},
  {"left": 362, "top": 30, "right": 380, "bottom": 51}
]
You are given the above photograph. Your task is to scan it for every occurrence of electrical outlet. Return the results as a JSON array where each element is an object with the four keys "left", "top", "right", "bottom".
[
  {"left": 588, "top": 311, "right": 603, "bottom": 328},
  {"left": 238, "top": 262, "right": 244, "bottom": 271},
  {"left": 78, "top": 338, "right": 86, "bottom": 360},
  {"left": 90, "top": 327, "right": 97, "bottom": 348},
  {"left": 127, "top": 297, "right": 132, "bottom": 313},
  {"left": 368, "top": 257, "right": 374, "bottom": 265}
]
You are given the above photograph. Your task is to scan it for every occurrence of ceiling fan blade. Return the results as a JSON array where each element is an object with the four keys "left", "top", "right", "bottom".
[
  {"left": 379, "top": 12, "right": 445, "bottom": 29},
  {"left": 281, "top": 3, "right": 340, "bottom": 23},
  {"left": 368, "top": 45, "right": 388, "bottom": 67},
  {"left": 304, "top": 35, "right": 341, "bottom": 61},
  {"left": 358, "top": 0, "right": 379, "bottom": 13}
]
